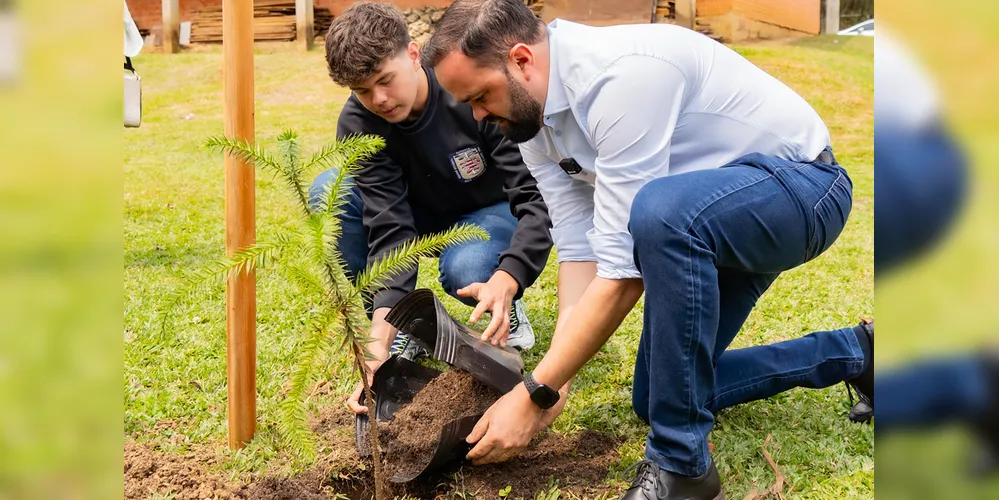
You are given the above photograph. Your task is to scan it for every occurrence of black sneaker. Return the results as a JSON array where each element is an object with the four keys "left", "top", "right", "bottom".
[
  {"left": 621, "top": 460, "right": 725, "bottom": 500},
  {"left": 970, "top": 351, "right": 999, "bottom": 477},
  {"left": 846, "top": 320, "right": 874, "bottom": 423}
]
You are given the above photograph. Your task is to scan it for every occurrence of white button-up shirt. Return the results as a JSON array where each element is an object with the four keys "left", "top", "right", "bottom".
[{"left": 521, "top": 20, "right": 831, "bottom": 280}]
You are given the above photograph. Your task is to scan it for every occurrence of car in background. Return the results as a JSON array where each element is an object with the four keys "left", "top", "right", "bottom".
[{"left": 839, "top": 19, "right": 874, "bottom": 36}]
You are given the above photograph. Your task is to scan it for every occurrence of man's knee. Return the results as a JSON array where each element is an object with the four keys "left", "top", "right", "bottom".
[
  {"left": 630, "top": 178, "right": 692, "bottom": 251},
  {"left": 309, "top": 169, "right": 359, "bottom": 213},
  {"left": 308, "top": 170, "right": 338, "bottom": 212},
  {"left": 439, "top": 243, "right": 498, "bottom": 293}
]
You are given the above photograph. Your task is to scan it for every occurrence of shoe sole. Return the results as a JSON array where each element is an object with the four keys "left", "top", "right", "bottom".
[{"left": 386, "top": 289, "right": 525, "bottom": 394}]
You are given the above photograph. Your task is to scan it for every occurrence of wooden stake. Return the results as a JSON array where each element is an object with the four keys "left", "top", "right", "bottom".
[
  {"left": 295, "top": 0, "right": 315, "bottom": 50},
  {"left": 223, "top": 0, "right": 256, "bottom": 450},
  {"left": 675, "top": 0, "right": 696, "bottom": 30},
  {"left": 822, "top": 0, "right": 840, "bottom": 34},
  {"left": 162, "top": 0, "right": 180, "bottom": 53}
]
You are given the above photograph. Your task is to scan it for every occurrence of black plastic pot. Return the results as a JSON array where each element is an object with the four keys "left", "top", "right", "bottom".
[
  {"left": 385, "top": 289, "right": 525, "bottom": 393},
  {"left": 353, "top": 289, "right": 526, "bottom": 483},
  {"left": 354, "top": 355, "right": 441, "bottom": 458},
  {"left": 353, "top": 356, "right": 486, "bottom": 483}
]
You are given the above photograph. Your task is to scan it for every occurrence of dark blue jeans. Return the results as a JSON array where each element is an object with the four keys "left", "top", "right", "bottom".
[
  {"left": 308, "top": 169, "right": 517, "bottom": 308},
  {"left": 871, "top": 124, "right": 994, "bottom": 432},
  {"left": 628, "top": 151, "right": 865, "bottom": 477}
]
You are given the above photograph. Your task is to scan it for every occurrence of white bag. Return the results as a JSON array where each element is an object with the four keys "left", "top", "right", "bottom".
[{"left": 124, "top": 57, "right": 142, "bottom": 128}]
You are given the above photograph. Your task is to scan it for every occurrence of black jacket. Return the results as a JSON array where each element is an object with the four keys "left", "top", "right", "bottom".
[{"left": 336, "top": 67, "right": 553, "bottom": 310}]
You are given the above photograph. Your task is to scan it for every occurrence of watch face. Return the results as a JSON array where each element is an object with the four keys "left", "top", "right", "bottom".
[{"left": 534, "top": 386, "right": 560, "bottom": 409}]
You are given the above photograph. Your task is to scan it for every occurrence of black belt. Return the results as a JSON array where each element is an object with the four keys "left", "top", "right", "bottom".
[{"left": 815, "top": 149, "right": 836, "bottom": 165}]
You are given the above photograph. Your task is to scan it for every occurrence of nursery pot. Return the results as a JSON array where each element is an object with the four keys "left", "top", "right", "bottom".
[
  {"left": 353, "top": 356, "right": 483, "bottom": 483},
  {"left": 385, "top": 289, "right": 525, "bottom": 393},
  {"left": 354, "top": 289, "right": 526, "bottom": 483}
]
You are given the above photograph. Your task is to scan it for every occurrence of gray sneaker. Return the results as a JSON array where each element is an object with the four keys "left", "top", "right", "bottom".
[
  {"left": 507, "top": 299, "right": 536, "bottom": 351},
  {"left": 388, "top": 332, "right": 429, "bottom": 361}
]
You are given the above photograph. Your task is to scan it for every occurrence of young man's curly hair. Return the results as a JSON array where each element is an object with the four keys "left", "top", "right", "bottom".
[{"left": 324, "top": 2, "right": 411, "bottom": 88}]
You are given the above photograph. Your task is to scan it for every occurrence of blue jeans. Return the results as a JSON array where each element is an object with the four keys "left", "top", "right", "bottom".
[
  {"left": 875, "top": 124, "right": 967, "bottom": 274},
  {"left": 308, "top": 169, "right": 517, "bottom": 308},
  {"left": 871, "top": 124, "right": 993, "bottom": 431},
  {"left": 628, "top": 151, "right": 865, "bottom": 476},
  {"left": 876, "top": 356, "right": 990, "bottom": 431}
]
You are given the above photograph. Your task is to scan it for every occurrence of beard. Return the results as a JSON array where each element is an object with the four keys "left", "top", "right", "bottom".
[{"left": 489, "top": 72, "right": 544, "bottom": 143}]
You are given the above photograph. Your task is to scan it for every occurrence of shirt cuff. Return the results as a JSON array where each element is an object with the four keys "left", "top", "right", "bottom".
[
  {"left": 588, "top": 230, "right": 642, "bottom": 280},
  {"left": 596, "top": 263, "right": 642, "bottom": 280},
  {"left": 497, "top": 256, "right": 529, "bottom": 300},
  {"left": 551, "top": 219, "right": 596, "bottom": 262}
]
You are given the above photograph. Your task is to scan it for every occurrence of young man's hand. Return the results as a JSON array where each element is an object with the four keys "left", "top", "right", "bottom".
[
  {"left": 345, "top": 308, "right": 396, "bottom": 415},
  {"left": 457, "top": 270, "right": 519, "bottom": 347}
]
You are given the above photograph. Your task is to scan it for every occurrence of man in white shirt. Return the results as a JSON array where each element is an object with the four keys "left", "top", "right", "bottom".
[{"left": 423, "top": 0, "right": 873, "bottom": 498}]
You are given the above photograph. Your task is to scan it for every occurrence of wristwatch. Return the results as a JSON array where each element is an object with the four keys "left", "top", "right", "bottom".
[{"left": 524, "top": 372, "right": 560, "bottom": 410}]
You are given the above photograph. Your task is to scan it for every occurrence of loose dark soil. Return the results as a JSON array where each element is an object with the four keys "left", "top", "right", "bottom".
[
  {"left": 124, "top": 440, "right": 248, "bottom": 499},
  {"left": 125, "top": 370, "right": 624, "bottom": 499},
  {"left": 378, "top": 369, "right": 500, "bottom": 482}
]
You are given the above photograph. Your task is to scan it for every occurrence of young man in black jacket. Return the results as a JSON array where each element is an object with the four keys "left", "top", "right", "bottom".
[{"left": 311, "top": 2, "right": 554, "bottom": 415}]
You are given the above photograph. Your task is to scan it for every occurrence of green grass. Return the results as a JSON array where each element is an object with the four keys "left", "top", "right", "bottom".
[{"left": 124, "top": 36, "right": 873, "bottom": 498}]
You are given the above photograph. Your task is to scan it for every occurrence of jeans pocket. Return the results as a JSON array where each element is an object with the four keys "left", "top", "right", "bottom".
[{"left": 806, "top": 171, "right": 853, "bottom": 262}]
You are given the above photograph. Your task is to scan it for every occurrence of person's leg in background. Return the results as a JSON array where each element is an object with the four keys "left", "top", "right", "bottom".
[
  {"left": 626, "top": 153, "right": 866, "bottom": 497},
  {"left": 872, "top": 124, "right": 999, "bottom": 474},
  {"left": 308, "top": 169, "right": 368, "bottom": 282},
  {"left": 309, "top": 169, "right": 428, "bottom": 358},
  {"left": 436, "top": 202, "right": 536, "bottom": 350}
]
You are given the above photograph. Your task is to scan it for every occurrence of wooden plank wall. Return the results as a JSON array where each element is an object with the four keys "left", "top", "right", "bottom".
[
  {"left": 696, "top": 0, "right": 733, "bottom": 18},
  {"left": 734, "top": 0, "right": 820, "bottom": 34},
  {"left": 542, "top": 0, "right": 655, "bottom": 26}
]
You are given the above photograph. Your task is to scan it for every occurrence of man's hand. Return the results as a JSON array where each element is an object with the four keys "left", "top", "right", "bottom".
[
  {"left": 465, "top": 383, "right": 547, "bottom": 464},
  {"left": 346, "top": 308, "right": 396, "bottom": 415},
  {"left": 457, "top": 270, "right": 520, "bottom": 347},
  {"left": 538, "top": 383, "right": 571, "bottom": 431},
  {"left": 345, "top": 368, "right": 380, "bottom": 415}
]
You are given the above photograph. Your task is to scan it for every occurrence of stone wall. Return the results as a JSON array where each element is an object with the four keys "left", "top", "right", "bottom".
[{"left": 401, "top": 6, "right": 446, "bottom": 46}]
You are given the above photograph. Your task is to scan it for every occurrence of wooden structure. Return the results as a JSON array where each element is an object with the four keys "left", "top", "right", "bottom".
[
  {"left": 822, "top": 0, "right": 840, "bottom": 34},
  {"left": 696, "top": 0, "right": 822, "bottom": 38},
  {"left": 161, "top": 0, "right": 180, "bottom": 53},
  {"left": 222, "top": 0, "right": 257, "bottom": 450},
  {"left": 541, "top": 0, "right": 654, "bottom": 26},
  {"left": 295, "top": 0, "right": 314, "bottom": 50}
]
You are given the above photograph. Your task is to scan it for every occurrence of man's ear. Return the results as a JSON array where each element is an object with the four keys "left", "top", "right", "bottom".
[
  {"left": 407, "top": 41, "right": 421, "bottom": 67},
  {"left": 508, "top": 43, "right": 534, "bottom": 76}
]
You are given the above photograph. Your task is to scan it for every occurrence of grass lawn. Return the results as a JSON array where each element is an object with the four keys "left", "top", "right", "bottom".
[{"left": 124, "top": 35, "right": 873, "bottom": 498}]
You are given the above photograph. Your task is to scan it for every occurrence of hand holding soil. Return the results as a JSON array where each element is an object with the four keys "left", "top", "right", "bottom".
[{"left": 465, "top": 382, "right": 547, "bottom": 465}]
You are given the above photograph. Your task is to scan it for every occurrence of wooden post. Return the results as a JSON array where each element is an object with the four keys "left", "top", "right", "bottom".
[
  {"left": 675, "top": 0, "right": 696, "bottom": 30},
  {"left": 162, "top": 0, "right": 180, "bottom": 53},
  {"left": 822, "top": 0, "right": 840, "bottom": 34},
  {"left": 222, "top": 0, "right": 257, "bottom": 450},
  {"left": 296, "top": 0, "right": 315, "bottom": 50}
]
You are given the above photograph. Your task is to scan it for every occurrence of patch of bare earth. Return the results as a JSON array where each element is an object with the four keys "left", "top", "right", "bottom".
[
  {"left": 124, "top": 440, "right": 247, "bottom": 499},
  {"left": 126, "top": 378, "right": 623, "bottom": 499}
]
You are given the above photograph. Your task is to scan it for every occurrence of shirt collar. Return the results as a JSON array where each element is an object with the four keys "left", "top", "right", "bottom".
[{"left": 543, "top": 19, "right": 570, "bottom": 124}]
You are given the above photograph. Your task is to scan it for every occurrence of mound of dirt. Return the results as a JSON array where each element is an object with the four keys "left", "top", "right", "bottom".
[{"left": 124, "top": 440, "right": 247, "bottom": 499}]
